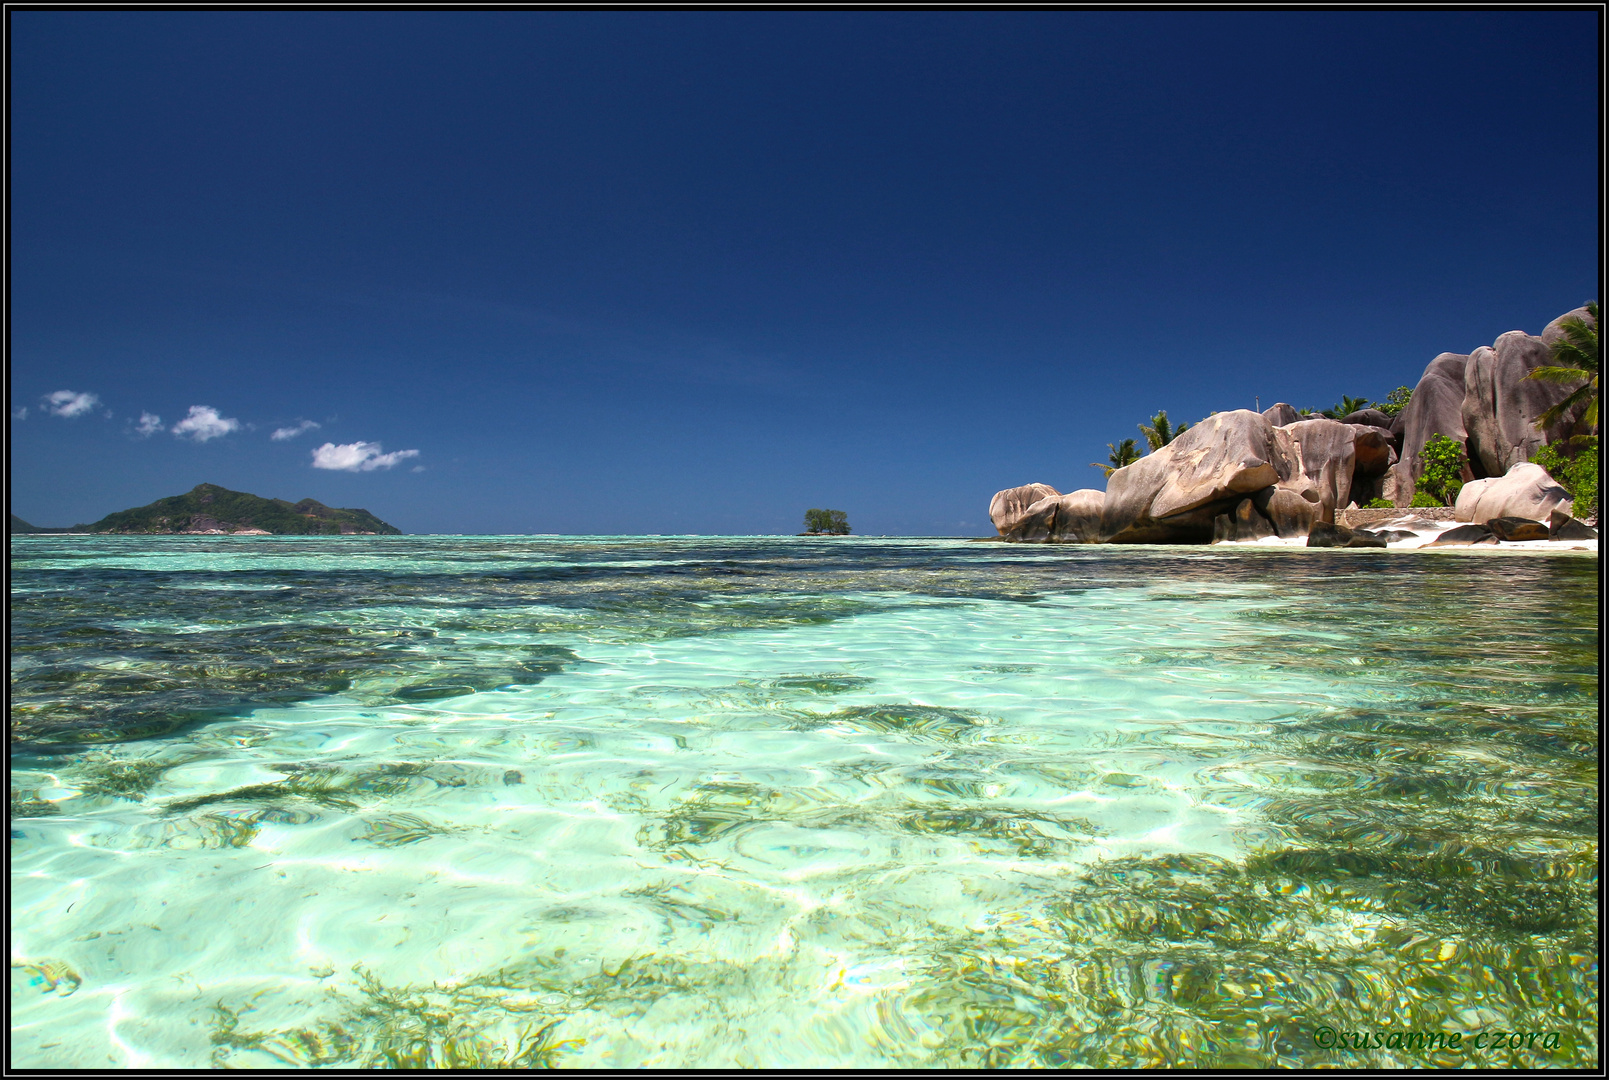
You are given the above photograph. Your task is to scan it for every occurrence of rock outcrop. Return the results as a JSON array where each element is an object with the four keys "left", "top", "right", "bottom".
[
  {"left": 1486, "top": 517, "right": 1549, "bottom": 542},
  {"left": 1345, "top": 424, "right": 1398, "bottom": 505},
  {"left": 997, "top": 489, "right": 1106, "bottom": 542},
  {"left": 1306, "top": 522, "right": 1388, "bottom": 548},
  {"left": 989, "top": 483, "right": 1062, "bottom": 537},
  {"left": 1101, "top": 411, "right": 1278, "bottom": 543},
  {"left": 1549, "top": 509, "right": 1598, "bottom": 540},
  {"left": 1454, "top": 462, "right": 1573, "bottom": 525},
  {"left": 1262, "top": 402, "right": 1300, "bottom": 427},
  {"left": 1212, "top": 497, "right": 1277, "bottom": 543},
  {"left": 1253, "top": 486, "right": 1318, "bottom": 538},
  {"left": 1427, "top": 524, "right": 1497, "bottom": 546},
  {"left": 988, "top": 309, "right": 1596, "bottom": 545},
  {"left": 1387, "top": 352, "right": 1472, "bottom": 505},
  {"left": 1270, "top": 418, "right": 1357, "bottom": 524},
  {"left": 1340, "top": 408, "right": 1396, "bottom": 434},
  {"left": 1462, "top": 332, "right": 1590, "bottom": 478}
]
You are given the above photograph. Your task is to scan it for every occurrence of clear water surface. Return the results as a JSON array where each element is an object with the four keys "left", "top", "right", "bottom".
[{"left": 9, "top": 536, "right": 1600, "bottom": 1068}]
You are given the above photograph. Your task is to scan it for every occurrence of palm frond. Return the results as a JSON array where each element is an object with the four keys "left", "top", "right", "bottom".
[
  {"left": 1536, "top": 384, "right": 1599, "bottom": 431},
  {"left": 1526, "top": 365, "right": 1597, "bottom": 385}
]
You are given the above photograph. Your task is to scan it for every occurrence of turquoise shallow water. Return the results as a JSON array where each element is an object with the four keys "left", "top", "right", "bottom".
[{"left": 9, "top": 536, "right": 1600, "bottom": 1068}]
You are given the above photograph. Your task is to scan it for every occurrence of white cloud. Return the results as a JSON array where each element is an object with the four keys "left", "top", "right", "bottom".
[
  {"left": 171, "top": 405, "right": 241, "bottom": 442},
  {"left": 43, "top": 390, "right": 100, "bottom": 418},
  {"left": 11, "top": 405, "right": 27, "bottom": 420},
  {"left": 135, "top": 412, "right": 163, "bottom": 437},
  {"left": 271, "top": 419, "right": 323, "bottom": 441},
  {"left": 311, "top": 441, "right": 421, "bottom": 472}
]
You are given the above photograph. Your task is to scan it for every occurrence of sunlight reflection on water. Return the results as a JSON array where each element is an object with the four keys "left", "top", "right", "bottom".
[{"left": 9, "top": 536, "right": 1599, "bottom": 1068}]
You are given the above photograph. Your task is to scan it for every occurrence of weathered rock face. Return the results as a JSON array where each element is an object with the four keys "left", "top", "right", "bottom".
[
  {"left": 1548, "top": 509, "right": 1598, "bottom": 540},
  {"left": 990, "top": 483, "right": 1062, "bottom": 537},
  {"left": 1341, "top": 408, "right": 1395, "bottom": 431},
  {"left": 1344, "top": 425, "right": 1398, "bottom": 506},
  {"left": 1271, "top": 419, "right": 1357, "bottom": 524},
  {"left": 1262, "top": 402, "right": 1300, "bottom": 427},
  {"left": 1002, "top": 490, "right": 1106, "bottom": 542},
  {"left": 1348, "top": 425, "right": 1395, "bottom": 477},
  {"left": 1542, "top": 305, "right": 1595, "bottom": 346},
  {"left": 1212, "top": 497, "right": 1277, "bottom": 543},
  {"left": 1388, "top": 352, "right": 1472, "bottom": 506},
  {"left": 1307, "top": 522, "right": 1387, "bottom": 548},
  {"left": 1462, "top": 331, "right": 1594, "bottom": 477},
  {"left": 1454, "top": 462, "right": 1573, "bottom": 524},
  {"left": 1486, "top": 517, "right": 1549, "bottom": 542},
  {"left": 1253, "top": 485, "right": 1318, "bottom": 538},
  {"left": 1101, "top": 411, "right": 1279, "bottom": 543},
  {"left": 1428, "top": 523, "right": 1497, "bottom": 546}
]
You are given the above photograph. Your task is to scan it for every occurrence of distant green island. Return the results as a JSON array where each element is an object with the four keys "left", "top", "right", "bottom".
[{"left": 9, "top": 483, "right": 401, "bottom": 535}]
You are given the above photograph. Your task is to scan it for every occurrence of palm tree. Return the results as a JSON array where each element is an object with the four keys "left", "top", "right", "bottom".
[
  {"left": 1138, "top": 410, "right": 1190, "bottom": 452},
  {"left": 1526, "top": 301, "right": 1598, "bottom": 431},
  {"left": 1090, "top": 438, "right": 1141, "bottom": 478},
  {"left": 1322, "top": 395, "right": 1371, "bottom": 420}
]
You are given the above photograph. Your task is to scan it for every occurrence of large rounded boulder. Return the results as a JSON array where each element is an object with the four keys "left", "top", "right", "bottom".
[
  {"left": 1100, "top": 411, "right": 1279, "bottom": 543},
  {"left": 990, "top": 483, "right": 1062, "bottom": 537},
  {"left": 1388, "top": 352, "right": 1472, "bottom": 505},
  {"left": 1002, "top": 489, "right": 1107, "bottom": 542},
  {"left": 1542, "top": 305, "right": 1595, "bottom": 346},
  {"left": 1271, "top": 418, "right": 1358, "bottom": 523},
  {"left": 1340, "top": 408, "right": 1395, "bottom": 432},
  {"left": 1262, "top": 402, "right": 1300, "bottom": 427},
  {"left": 1463, "top": 330, "right": 1595, "bottom": 478},
  {"left": 1454, "top": 462, "right": 1573, "bottom": 524}
]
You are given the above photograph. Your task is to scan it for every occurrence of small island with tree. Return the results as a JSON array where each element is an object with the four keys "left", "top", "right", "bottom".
[{"left": 800, "top": 508, "right": 851, "bottom": 535}]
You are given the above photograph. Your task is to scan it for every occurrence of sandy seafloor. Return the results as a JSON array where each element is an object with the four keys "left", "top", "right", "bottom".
[{"left": 8, "top": 534, "right": 1600, "bottom": 1068}]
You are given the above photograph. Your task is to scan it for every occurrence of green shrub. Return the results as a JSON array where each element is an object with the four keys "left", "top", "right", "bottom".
[
  {"left": 1363, "top": 498, "right": 1394, "bottom": 509},
  {"left": 1418, "top": 435, "right": 1468, "bottom": 506},
  {"left": 1410, "top": 492, "right": 1443, "bottom": 508},
  {"left": 1374, "top": 386, "right": 1413, "bottom": 418},
  {"left": 803, "top": 508, "right": 851, "bottom": 535},
  {"left": 1533, "top": 437, "right": 1598, "bottom": 520}
]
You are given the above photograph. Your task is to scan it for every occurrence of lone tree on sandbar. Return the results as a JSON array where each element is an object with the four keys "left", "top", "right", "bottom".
[{"left": 804, "top": 508, "right": 850, "bottom": 535}]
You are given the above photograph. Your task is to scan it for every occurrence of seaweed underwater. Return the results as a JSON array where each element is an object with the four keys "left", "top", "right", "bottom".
[{"left": 8, "top": 536, "right": 1600, "bottom": 1068}]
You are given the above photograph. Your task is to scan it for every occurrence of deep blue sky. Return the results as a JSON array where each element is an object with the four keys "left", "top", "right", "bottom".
[{"left": 10, "top": 11, "right": 1601, "bottom": 534}]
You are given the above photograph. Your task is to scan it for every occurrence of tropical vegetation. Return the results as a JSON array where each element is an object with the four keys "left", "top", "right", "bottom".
[
  {"left": 1416, "top": 435, "right": 1468, "bottom": 507},
  {"left": 1138, "top": 410, "right": 1189, "bottom": 452},
  {"left": 1090, "top": 439, "right": 1141, "bottom": 478},
  {"left": 80, "top": 483, "right": 400, "bottom": 534},
  {"left": 802, "top": 508, "right": 850, "bottom": 535},
  {"left": 1372, "top": 386, "right": 1413, "bottom": 417},
  {"left": 1322, "top": 395, "right": 1372, "bottom": 420},
  {"left": 1533, "top": 436, "right": 1598, "bottom": 520}
]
